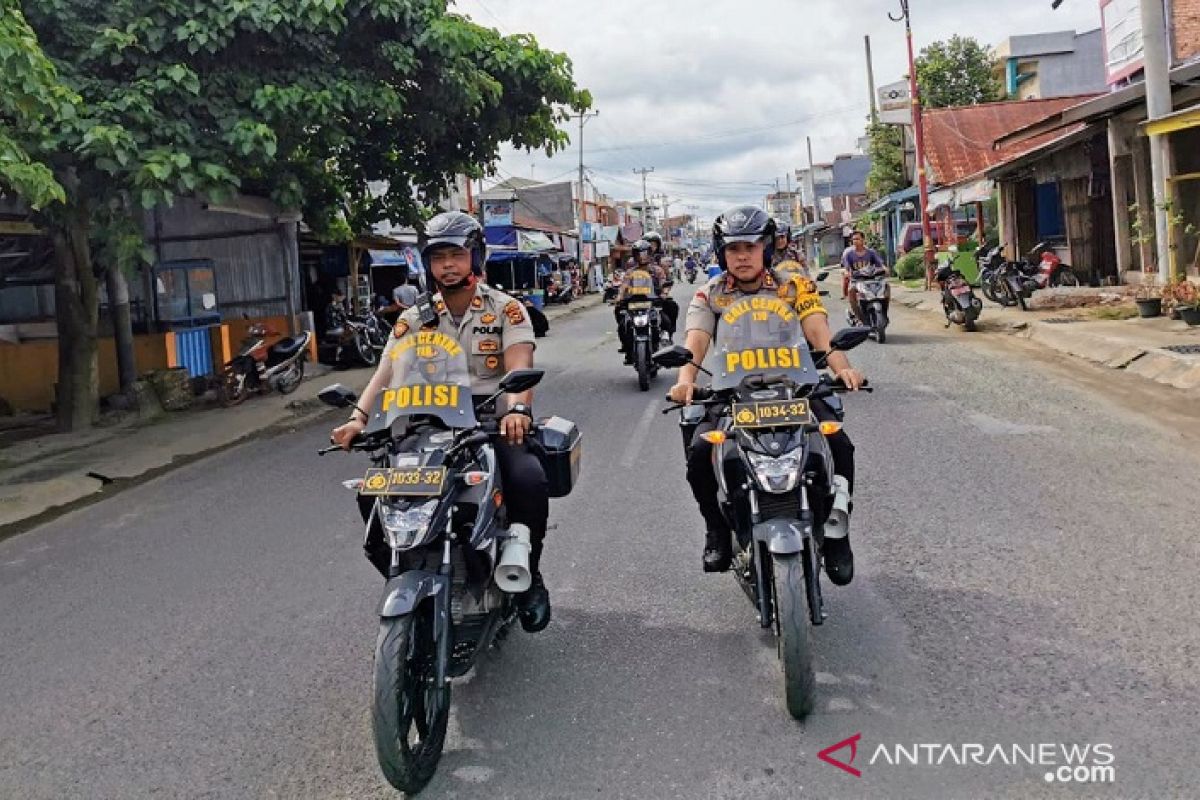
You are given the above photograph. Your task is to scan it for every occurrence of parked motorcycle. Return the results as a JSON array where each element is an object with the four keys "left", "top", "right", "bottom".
[
  {"left": 325, "top": 311, "right": 380, "bottom": 366},
  {"left": 620, "top": 296, "right": 664, "bottom": 391},
  {"left": 654, "top": 318, "right": 872, "bottom": 719},
  {"left": 998, "top": 259, "right": 1039, "bottom": 311},
  {"left": 1025, "top": 241, "right": 1081, "bottom": 289},
  {"left": 976, "top": 246, "right": 1006, "bottom": 305},
  {"left": 936, "top": 263, "right": 983, "bottom": 331},
  {"left": 316, "top": 353, "right": 580, "bottom": 794},
  {"left": 216, "top": 324, "right": 312, "bottom": 407},
  {"left": 845, "top": 266, "right": 891, "bottom": 343}
]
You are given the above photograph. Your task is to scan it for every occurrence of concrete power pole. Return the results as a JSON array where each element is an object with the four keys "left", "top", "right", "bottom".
[
  {"left": 571, "top": 110, "right": 599, "bottom": 267},
  {"left": 633, "top": 167, "right": 654, "bottom": 230},
  {"left": 865, "top": 35, "right": 879, "bottom": 123},
  {"left": 1140, "top": 0, "right": 1175, "bottom": 283}
]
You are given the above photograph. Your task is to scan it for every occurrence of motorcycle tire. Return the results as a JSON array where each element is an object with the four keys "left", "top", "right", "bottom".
[
  {"left": 1016, "top": 291, "right": 1028, "bottom": 312},
  {"left": 875, "top": 324, "right": 886, "bottom": 345},
  {"left": 276, "top": 359, "right": 304, "bottom": 395},
  {"left": 356, "top": 332, "right": 379, "bottom": 366},
  {"left": 772, "top": 554, "right": 816, "bottom": 720},
  {"left": 981, "top": 275, "right": 998, "bottom": 304},
  {"left": 1053, "top": 268, "right": 1080, "bottom": 287},
  {"left": 372, "top": 609, "right": 450, "bottom": 795},
  {"left": 636, "top": 342, "right": 650, "bottom": 392},
  {"left": 965, "top": 317, "right": 977, "bottom": 332},
  {"left": 216, "top": 365, "right": 250, "bottom": 408}
]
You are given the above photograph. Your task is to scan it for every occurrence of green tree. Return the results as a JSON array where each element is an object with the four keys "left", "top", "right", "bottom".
[
  {"left": 865, "top": 121, "right": 906, "bottom": 201},
  {"left": 914, "top": 35, "right": 1003, "bottom": 109},
  {"left": 12, "top": 0, "right": 589, "bottom": 430}
]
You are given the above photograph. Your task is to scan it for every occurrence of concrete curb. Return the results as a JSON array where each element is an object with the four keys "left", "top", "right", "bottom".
[{"left": 893, "top": 286, "right": 1200, "bottom": 394}]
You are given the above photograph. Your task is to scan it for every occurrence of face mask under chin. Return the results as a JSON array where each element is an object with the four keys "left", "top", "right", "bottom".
[{"left": 437, "top": 274, "right": 475, "bottom": 292}]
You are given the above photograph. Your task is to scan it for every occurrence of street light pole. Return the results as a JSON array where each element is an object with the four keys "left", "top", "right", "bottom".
[
  {"left": 890, "top": 0, "right": 935, "bottom": 289},
  {"left": 633, "top": 167, "right": 654, "bottom": 231},
  {"left": 571, "top": 110, "right": 599, "bottom": 268},
  {"left": 1138, "top": 0, "right": 1175, "bottom": 283}
]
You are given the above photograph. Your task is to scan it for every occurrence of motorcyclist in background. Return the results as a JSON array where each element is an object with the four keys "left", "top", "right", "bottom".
[
  {"left": 655, "top": 255, "right": 680, "bottom": 343},
  {"left": 329, "top": 211, "right": 553, "bottom": 632},
  {"left": 771, "top": 219, "right": 810, "bottom": 280},
  {"left": 615, "top": 239, "right": 659, "bottom": 361},
  {"left": 668, "top": 206, "right": 863, "bottom": 584}
]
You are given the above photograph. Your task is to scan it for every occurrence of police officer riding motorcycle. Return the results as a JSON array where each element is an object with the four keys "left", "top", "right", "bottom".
[{"left": 667, "top": 206, "right": 863, "bottom": 585}]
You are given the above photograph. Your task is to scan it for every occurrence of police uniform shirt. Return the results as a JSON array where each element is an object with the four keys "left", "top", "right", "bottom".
[
  {"left": 384, "top": 282, "right": 536, "bottom": 396},
  {"left": 685, "top": 268, "right": 826, "bottom": 338},
  {"left": 621, "top": 268, "right": 656, "bottom": 296}
]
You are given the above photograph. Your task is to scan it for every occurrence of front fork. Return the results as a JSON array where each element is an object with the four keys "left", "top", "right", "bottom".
[{"left": 749, "top": 487, "right": 826, "bottom": 630}]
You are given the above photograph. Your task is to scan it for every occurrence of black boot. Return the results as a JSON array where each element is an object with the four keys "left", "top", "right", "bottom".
[
  {"left": 703, "top": 529, "right": 732, "bottom": 573},
  {"left": 518, "top": 573, "right": 551, "bottom": 632},
  {"left": 822, "top": 536, "right": 854, "bottom": 586}
]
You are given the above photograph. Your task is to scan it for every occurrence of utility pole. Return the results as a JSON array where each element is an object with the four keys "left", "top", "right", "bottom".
[
  {"left": 570, "top": 110, "right": 599, "bottom": 267},
  {"left": 890, "top": 0, "right": 935, "bottom": 289},
  {"left": 1139, "top": 0, "right": 1175, "bottom": 283},
  {"left": 865, "top": 35, "right": 879, "bottom": 123},
  {"left": 633, "top": 167, "right": 654, "bottom": 230}
]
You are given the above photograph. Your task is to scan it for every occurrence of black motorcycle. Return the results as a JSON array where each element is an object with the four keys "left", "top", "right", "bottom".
[
  {"left": 654, "top": 312, "right": 872, "bottom": 719},
  {"left": 620, "top": 296, "right": 664, "bottom": 391},
  {"left": 936, "top": 263, "right": 983, "bottom": 331},
  {"left": 976, "top": 246, "right": 1005, "bottom": 305},
  {"left": 998, "top": 259, "right": 1038, "bottom": 311},
  {"left": 317, "top": 354, "right": 580, "bottom": 794},
  {"left": 845, "top": 266, "right": 890, "bottom": 344}
]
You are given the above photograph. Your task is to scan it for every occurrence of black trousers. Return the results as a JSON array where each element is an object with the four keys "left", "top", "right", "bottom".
[
  {"left": 358, "top": 439, "right": 550, "bottom": 577},
  {"left": 659, "top": 298, "right": 679, "bottom": 336},
  {"left": 685, "top": 399, "right": 855, "bottom": 536}
]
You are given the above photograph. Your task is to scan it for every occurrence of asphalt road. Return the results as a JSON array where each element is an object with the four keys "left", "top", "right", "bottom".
[{"left": 2, "top": 282, "right": 1198, "bottom": 799}]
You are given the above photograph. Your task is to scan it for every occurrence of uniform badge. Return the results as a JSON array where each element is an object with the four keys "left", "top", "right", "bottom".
[
  {"left": 484, "top": 356, "right": 500, "bottom": 369},
  {"left": 481, "top": 313, "right": 497, "bottom": 324},
  {"left": 478, "top": 339, "right": 500, "bottom": 353},
  {"left": 434, "top": 299, "right": 447, "bottom": 315},
  {"left": 470, "top": 296, "right": 484, "bottom": 310},
  {"left": 503, "top": 300, "right": 526, "bottom": 325},
  {"left": 392, "top": 320, "right": 409, "bottom": 338},
  {"left": 714, "top": 294, "right": 733, "bottom": 310}
]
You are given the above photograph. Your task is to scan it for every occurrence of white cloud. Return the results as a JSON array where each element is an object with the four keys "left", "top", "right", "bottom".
[{"left": 453, "top": 0, "right": 1103, "bottom": 218}]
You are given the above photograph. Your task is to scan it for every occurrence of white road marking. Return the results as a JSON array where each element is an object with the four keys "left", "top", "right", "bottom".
[{"left": 619, "top": 398, "right": 661, "bottom": 468}]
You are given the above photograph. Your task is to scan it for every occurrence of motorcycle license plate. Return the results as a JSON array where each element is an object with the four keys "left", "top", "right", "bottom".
[
  {"left": 732, "top": 400, "right": 812, "bottom": 429},
  {"left": 627, "top": 300, "right": 652, "bottom": 311},
  {"left": 360, "top": 467, "right": 446, "bottom": 497},
  {"left": 951, "top": 285, "right": 971, "bottom": 296}
]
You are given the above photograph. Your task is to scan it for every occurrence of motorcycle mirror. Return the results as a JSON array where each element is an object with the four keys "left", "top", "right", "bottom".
[
  {"left": 652, "top": 344, "right": 693, "bottom": 368},
  {"left": 318, "top": 383, "right": 358, "bottom": 408},
  {"left": 499, "top": 369, "right": 544, "bottom": 394},
  {"left": 829, "top": 327, "right": 872, "bottom": 352},
  {"left": 815, "top": 270, "right": 830, "bottom": 282}
]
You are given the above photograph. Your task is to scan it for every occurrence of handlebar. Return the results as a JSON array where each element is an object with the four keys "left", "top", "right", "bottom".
[{"left": 660, "top": 380, "right": 871, "bottom": 415}]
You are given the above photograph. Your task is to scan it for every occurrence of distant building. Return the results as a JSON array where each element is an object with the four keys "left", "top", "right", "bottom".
[
  {"left": 994, "top": 29, "right": 1107, "bottom": 100},
  {"left": 765, "top": 191, "right": 802, "bottom": 225}
]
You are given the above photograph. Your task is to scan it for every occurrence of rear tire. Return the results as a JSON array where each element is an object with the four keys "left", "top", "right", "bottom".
[
  {"left": 276, "top": 360, "right": 304, "bottom": 394},
  {"left": 772, "top": 554, "right": 816, "bottom": 720},
  {"left": 372, "top": 610, "right": 449, "bottom": 795},
  {"left": 356, "top": 332, "right": 378, "bottom": 366},
  {"left": 1053, "top": 268, "right": 1080, "bottom": 287}
]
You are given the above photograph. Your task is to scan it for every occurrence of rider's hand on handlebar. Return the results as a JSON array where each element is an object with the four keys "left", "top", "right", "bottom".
[
  {"left": 668, "top": 382, "right": 696, "bottom": 405},
  {"left": 330, "top": 418, "right": 366, "bottom": 450},
  {"left": 834, "top": 368, "right": 866, "bottom": 391},
  {"left": 500, "top": 412, "right": 531, "bottom": 446}
]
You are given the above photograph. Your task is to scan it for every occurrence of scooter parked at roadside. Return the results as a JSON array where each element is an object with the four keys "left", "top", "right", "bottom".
[
  {"left": 936, "top": 263, "right": 983, "bottom": 331},
  {"left": 216, "top": 324, "right": 312, "bottom": 407}
]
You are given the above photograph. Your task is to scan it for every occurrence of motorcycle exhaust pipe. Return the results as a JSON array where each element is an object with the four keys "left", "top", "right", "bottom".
[
  {"left": 823, "top": 475, "right": 851, "bottom": 541},
  {"left": 494, "top": 523, "right": 532, "bottom": 594}
]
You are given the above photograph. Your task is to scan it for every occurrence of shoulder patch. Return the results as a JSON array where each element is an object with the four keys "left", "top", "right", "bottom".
[
  {"left": 392, "top": 320, "right": 409, "bottom": 338},
  {"left": 503, "top": 300, "right": 526, "bottom": 325},
  {"left": 481, "top": 312, "right": 497, "bottom": 324},
  {"left": 694, "top": 290, "right": 709, "bottom": 304},
  {"left": 471, "top": 295, "right": 484, "bottom": 310}
]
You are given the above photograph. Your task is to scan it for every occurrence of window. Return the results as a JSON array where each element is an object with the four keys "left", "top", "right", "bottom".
[{"left": 1034, "top": 182, "right": 1064, "bottom": 240}]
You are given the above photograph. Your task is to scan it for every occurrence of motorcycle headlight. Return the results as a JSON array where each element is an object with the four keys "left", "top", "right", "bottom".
[
  {"left": 633, "top": 312, "right": 650, "bottom": 326},
  {"left": 379, "top": 498, "right": 439, "bottom": 549},
  {"left": 746, "top": 450, "right": 804, "bottom": 494}
]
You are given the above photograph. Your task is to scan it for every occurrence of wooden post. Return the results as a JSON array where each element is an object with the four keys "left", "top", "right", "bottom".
[{"left": 1107, "top": 118, "right": 1134, "bottom": 279}]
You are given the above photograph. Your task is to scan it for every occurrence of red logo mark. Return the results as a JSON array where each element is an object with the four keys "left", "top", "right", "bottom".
[{"left": 818, "top": 732, "right": 863, "bottom": 777}]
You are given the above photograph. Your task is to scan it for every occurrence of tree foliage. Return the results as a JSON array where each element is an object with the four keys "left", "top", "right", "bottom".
[
  {"left": 8, "top": 0, "right": 589, "bottom": 429},
  {"left": 915, "top": 35, "right": 1003, "bottom": 109},
  {"left": 865, "top": 121, "right": 906, "bottom": 201}
]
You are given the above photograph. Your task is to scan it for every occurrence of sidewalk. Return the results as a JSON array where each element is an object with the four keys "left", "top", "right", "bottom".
[
  {"left": 0, "top": 363, "right": 368, "bottom": 535},
  {"left": 892, "top": 285, "right": 1200, "bottom": 393}
]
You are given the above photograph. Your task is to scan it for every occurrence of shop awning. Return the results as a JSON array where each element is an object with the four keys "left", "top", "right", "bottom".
[
  {"left": 866, "top": 186, "right": 919, "bottom": 213},
  {"left": 957, "top": 178, "right": 995, "bottom": 205},
  {"left": 517, "top": 230, "right": 556, "bottom": 252},
  {"left": 925, "top": 187, "right": 956, "bottom": 213}
]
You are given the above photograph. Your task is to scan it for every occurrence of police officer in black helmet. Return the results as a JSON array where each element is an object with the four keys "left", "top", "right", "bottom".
[
  {"left": 332, "top": 211, "right": 553, "bottom": 631},
  {"left": 671, "top": 205, "right": 863, "bottom": 584}
]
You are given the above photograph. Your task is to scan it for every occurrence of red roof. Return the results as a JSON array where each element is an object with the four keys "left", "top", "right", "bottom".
[{"left": 922, "top": 95, "right": 1101, "bottom": 186}]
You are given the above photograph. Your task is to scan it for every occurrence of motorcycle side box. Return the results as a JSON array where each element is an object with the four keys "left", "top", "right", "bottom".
[{"left": 533, "top": 416, "right": 582, "bottom": 498}]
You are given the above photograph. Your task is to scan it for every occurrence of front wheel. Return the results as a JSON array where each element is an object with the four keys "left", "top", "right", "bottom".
[
  {"left": 635, "top": 341, "right": 650, "bottom": 392},
  {"left": 772, "top": 554, "right": 816, "bottom": 719},
  {"left": 216, "top": 365, "right": 250, "bottom": 407},
  {"left": 276, "top": 359, "right": 304, "bottom": 394},
  {"left": 372, "top": 610, "right": 450, "bottom": 795},
  {"left": 356, "top": 332, "right": 379, "bottom": 366},
  {"left": 1053, "top": 268, "right": 1080, "bottom": 287}
]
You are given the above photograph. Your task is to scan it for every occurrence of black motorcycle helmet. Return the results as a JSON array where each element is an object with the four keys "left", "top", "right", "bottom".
[
  {"left": 713, "top": 205, "right": 776, "bottom": 269},
  {"left": 773, "top": 217, "right": 792, "bottom": 243},
  {"left": 631, "top": 238, "right": 653, "bottom": 265},
  {"left": 420, "top": 211, "right": 487, "bottom": 289},
  {"left": 643, "top": 231, "right": 664, "bottom": 256}
]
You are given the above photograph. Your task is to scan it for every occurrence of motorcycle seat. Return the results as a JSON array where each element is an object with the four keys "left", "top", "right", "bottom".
[{"left": 271, "top": 335, "right": 308, "bottom": 357}]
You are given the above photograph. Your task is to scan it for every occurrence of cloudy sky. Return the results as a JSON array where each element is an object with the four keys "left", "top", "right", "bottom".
[{"left": 453, "top": 0, "right": 1102, "bottom": 220}]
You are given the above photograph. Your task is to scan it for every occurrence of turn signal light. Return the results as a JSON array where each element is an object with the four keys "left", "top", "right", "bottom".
[
  {"left": 700, "top": 431, "right": 727, "bottom": 445},
  {"left": 818, "top": 421, "right": 843, "bottom": 436},
  {"left": 461, "top": 471, "right": 488, "bottom": 486}
]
